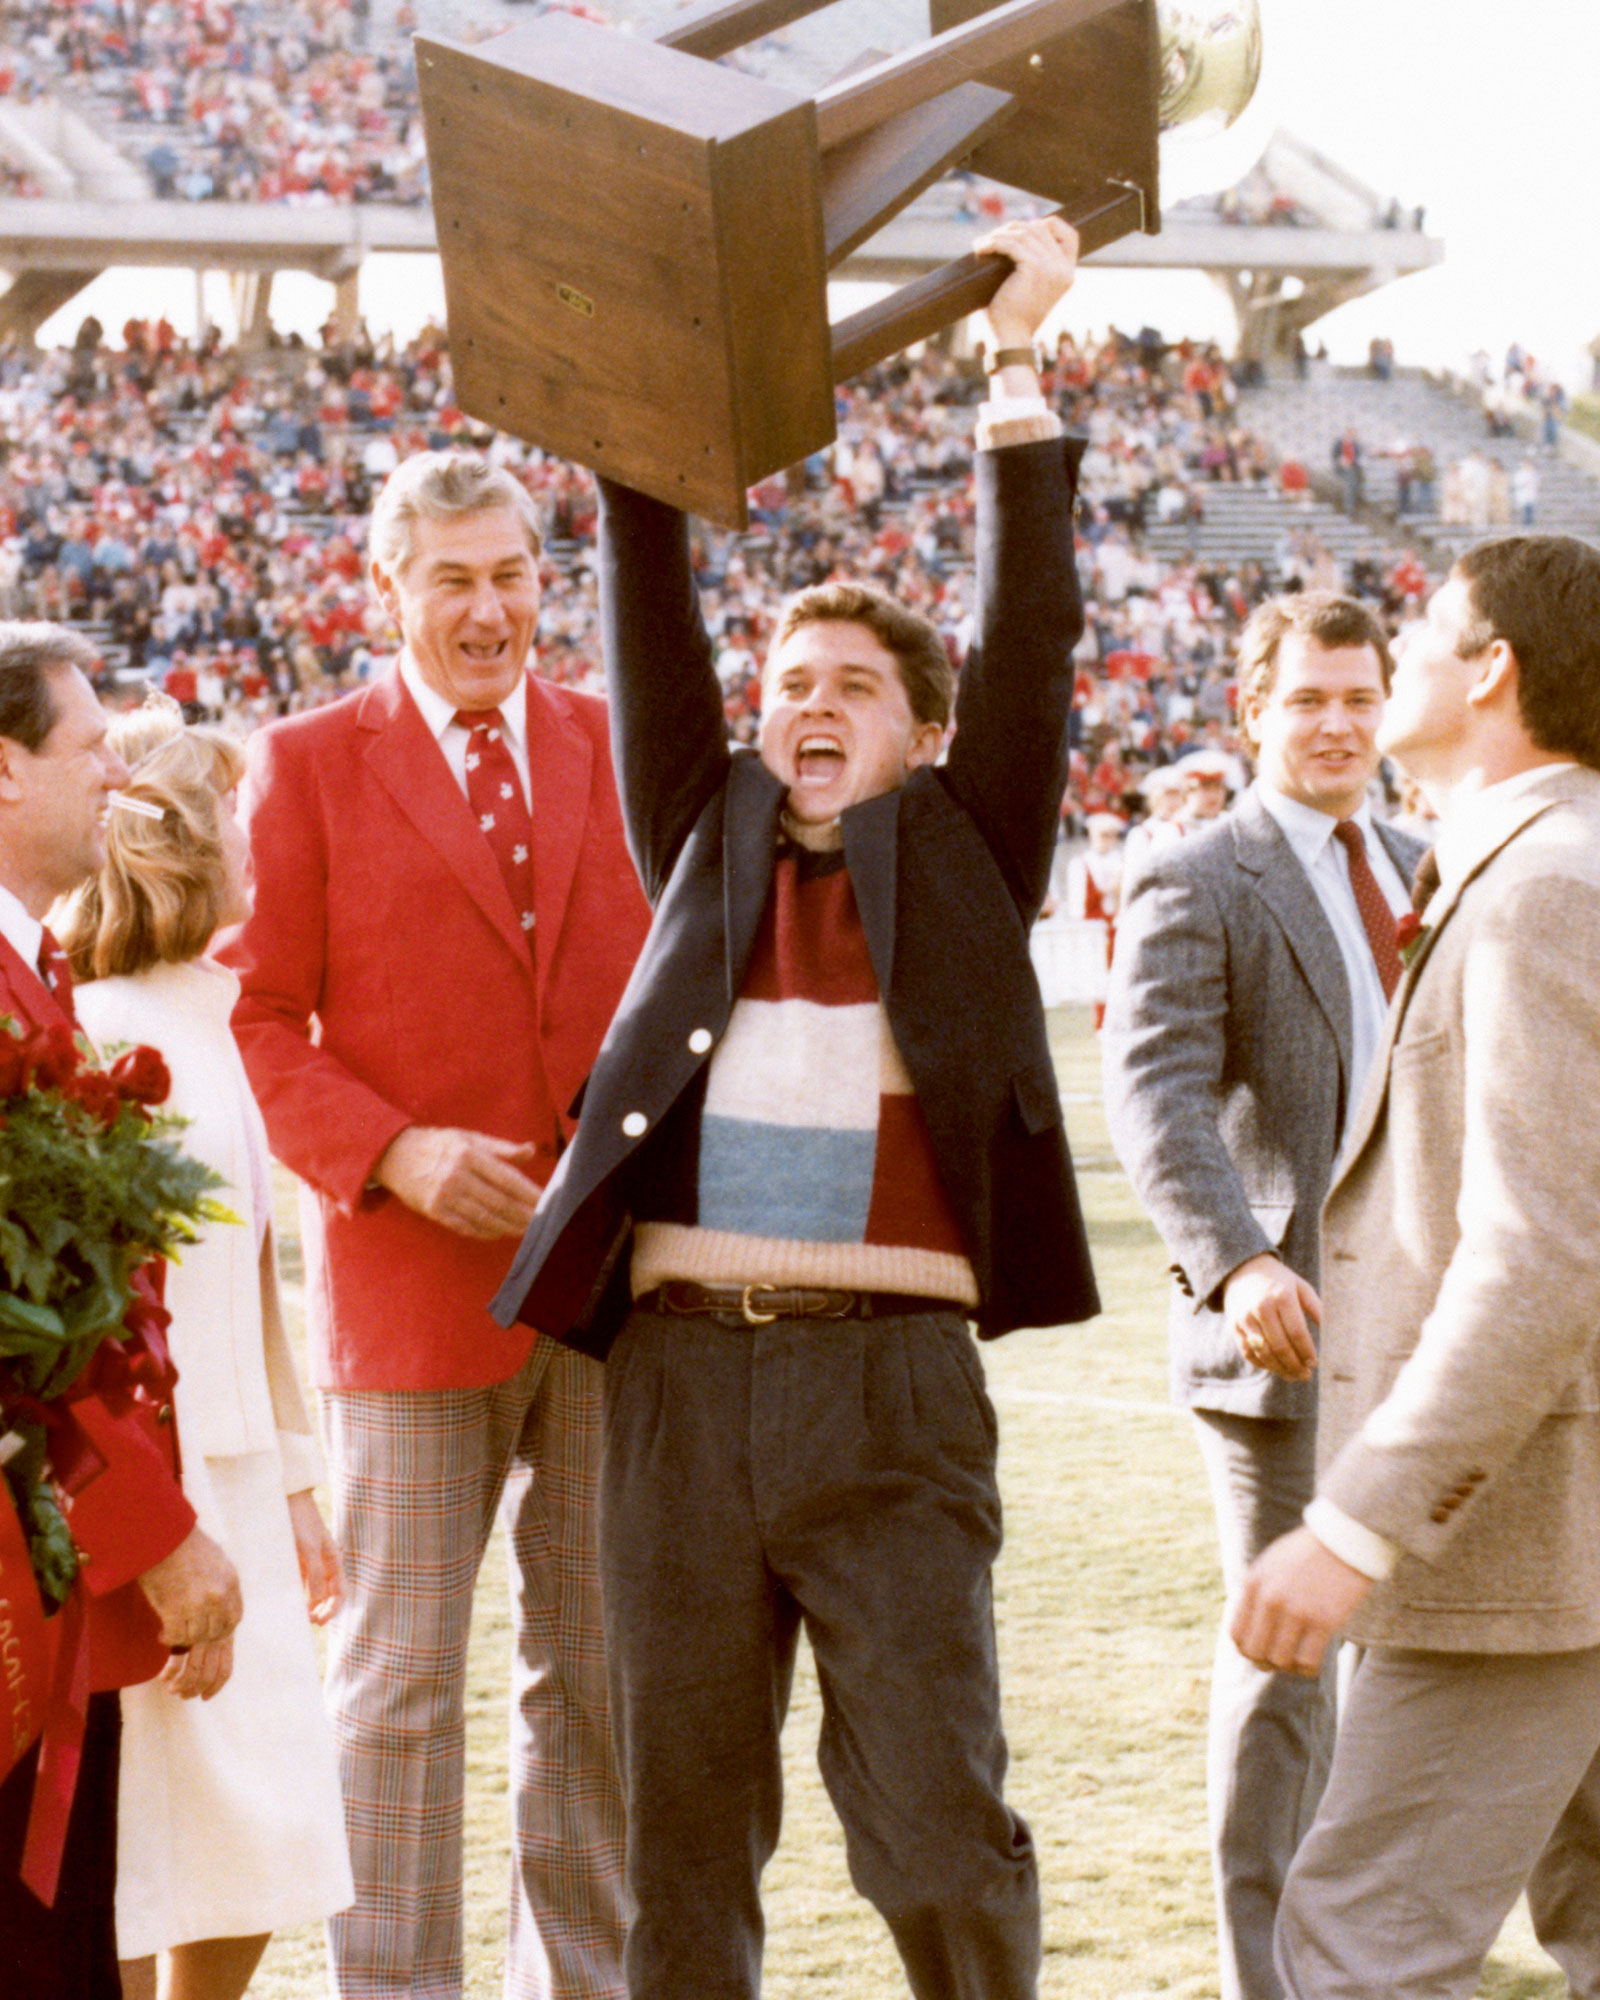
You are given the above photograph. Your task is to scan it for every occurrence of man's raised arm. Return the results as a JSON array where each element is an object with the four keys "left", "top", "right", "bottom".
[
  {"left": 941, "top": 217, "right": 1086, "bottom": 918},
  {"left": 596, "top": 479, "right": 733, "bottom": 904}
]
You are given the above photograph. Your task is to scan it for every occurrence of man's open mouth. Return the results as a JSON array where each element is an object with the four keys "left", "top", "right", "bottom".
[{"left": 795, "top": 735, "right": 846, "bottom": 782}]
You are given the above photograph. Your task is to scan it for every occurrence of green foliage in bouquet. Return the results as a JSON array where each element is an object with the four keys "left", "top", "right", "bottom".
[
  {"left": 0, "top": 1420, "right": 80, "bottom": 1606},
  {"left": 0, "top": 1016, "right": 233, "bottom": 1604}
]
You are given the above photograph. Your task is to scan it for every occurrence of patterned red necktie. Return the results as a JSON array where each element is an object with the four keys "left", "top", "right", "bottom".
[
  {"left": 1333, "top": 820, "right": 1402, "bottom": 1000},
  {"left": 37, "top": 925, "right": 75, "bottom": 1021},
  {"left": 453, "top": 707, "right": 536, "bottom": 948}
]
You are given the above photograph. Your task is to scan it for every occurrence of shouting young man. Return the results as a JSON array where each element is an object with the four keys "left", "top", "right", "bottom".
[{"left": 492, "top": 220, "right": 1098, "bottom": 2000}]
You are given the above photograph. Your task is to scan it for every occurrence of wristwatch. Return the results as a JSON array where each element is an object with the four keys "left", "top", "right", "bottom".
[{"left": 984, "top": 344, "right": 1041, "bottom": 375}]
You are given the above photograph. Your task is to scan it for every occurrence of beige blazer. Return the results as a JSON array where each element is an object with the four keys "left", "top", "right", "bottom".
[
  {"left": 76, "top": 957, "right": 322, "bottom": 1493},
  {"left": 1317, "top": 763, "right": 1600, "bottom": 1653}
]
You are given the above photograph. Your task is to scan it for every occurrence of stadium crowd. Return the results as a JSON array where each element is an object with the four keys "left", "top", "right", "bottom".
[
  {"left": 1468, "top": 339, "right": 1568, "bottom": 444},
  {"left": 0, "top": 0, "right": 430, "bottom": 204},
  {"left": 0, "top": 310, "right": 1441, "bottom": 824}
]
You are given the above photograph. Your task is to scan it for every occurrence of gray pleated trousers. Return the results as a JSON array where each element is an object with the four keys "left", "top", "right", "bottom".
[
  {"left": 1192, "top": 1409, "right": 1338, "bottom": 2000},
  {"left": 598, "top": 1305, "right": 1040, "bottom": 2000},
  {"left": 1278, "top": 1643, "right": 1600, "bottom": 2000}
]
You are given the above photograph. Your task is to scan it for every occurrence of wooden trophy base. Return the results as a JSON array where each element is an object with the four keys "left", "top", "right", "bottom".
[{"left": 420, "top": 15, "right": 836, "bottom": 526}]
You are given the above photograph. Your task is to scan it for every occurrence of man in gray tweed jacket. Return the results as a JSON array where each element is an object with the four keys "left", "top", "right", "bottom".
[{"left": 1102, "top": 592, "right": 1424, "bottom": 2000}]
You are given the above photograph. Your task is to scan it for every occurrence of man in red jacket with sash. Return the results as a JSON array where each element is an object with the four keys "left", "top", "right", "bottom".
[{"left": 0, "top": 623, "right": 242, "bottom": 2000}]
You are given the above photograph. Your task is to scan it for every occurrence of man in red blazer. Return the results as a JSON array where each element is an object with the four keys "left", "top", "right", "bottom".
[
  {"left": 226, "top": 453, "right": 649, "bottom": 2000},
  {"left": 0, "top": 624, "right": 241, "bottom": 2000}
]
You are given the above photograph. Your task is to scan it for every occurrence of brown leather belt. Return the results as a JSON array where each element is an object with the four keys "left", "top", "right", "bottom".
[{"left": 648, "top": 1281, "right": 965, "bottom": 1325}]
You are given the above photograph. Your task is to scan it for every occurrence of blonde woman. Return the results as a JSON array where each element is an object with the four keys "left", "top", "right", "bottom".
[{"left": 57, "top": 709, "right": 352, "bottom": 2000}]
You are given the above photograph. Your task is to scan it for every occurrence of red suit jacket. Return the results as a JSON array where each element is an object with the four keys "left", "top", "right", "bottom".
[
  {"left": 224, "top": 665, "right": 649, "bottom": 1391},
  {"left": 0, "top": 935, "right": 194, "bottom": 1691}
]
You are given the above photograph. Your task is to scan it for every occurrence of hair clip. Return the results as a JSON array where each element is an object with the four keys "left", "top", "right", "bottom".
[{"left": 110, "top": 791, "right": 166, "bottom": 821}]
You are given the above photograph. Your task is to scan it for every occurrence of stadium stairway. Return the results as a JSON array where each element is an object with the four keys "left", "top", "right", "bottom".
[
  {"left": 1141, "top": 482, "right": 1384, "bottom": 572},
  {"left": 1237, "top": 365, "right": 1600, "bottom": 555}
]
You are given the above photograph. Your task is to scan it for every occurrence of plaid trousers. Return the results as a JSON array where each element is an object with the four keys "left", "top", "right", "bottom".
[{"left": 322, "top": 1339, "right": 626, "bottom": 2000}]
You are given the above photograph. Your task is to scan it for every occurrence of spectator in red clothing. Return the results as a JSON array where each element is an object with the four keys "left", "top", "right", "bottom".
[
  {"left": 1176, "top": 750, "right": 1234, "bottom": 827},
  {"left": 1388, "top": 550, "right": 1428, "bottom": 608},
  {"left": 163, "top": 654, "right": 198, "bottom": 705}
]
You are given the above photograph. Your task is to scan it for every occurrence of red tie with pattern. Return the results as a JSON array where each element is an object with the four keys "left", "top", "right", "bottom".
[
  {"left": 1332, "top": 820, "right": 1401, "bottom": 1000},
  {"left": 37, "top": 925, "right": 76, "bottom": 1022},
  {"left": 453, "top": 708, "right": 536, "bottom": 948}
]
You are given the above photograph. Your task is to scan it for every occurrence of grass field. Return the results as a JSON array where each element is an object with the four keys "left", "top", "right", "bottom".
[{"left": 250, "top": 1006, "right": 1564, "bottom": 1999}]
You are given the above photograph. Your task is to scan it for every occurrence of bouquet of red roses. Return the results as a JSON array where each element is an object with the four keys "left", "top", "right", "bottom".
[{"left": 0, "top": 1016, "right": 230, "bottom": 1608}]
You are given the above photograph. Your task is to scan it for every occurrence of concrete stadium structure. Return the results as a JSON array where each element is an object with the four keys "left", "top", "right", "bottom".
[{"left": 0, "top": 45, "right": 1440, "bottom": 357}]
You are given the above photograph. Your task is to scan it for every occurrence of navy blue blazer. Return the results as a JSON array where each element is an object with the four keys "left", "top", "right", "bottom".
[{"left": 492, "top": 434, "right": 1100, "bottom": 1357}]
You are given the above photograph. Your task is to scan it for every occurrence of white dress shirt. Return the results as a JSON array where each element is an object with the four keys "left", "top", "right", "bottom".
[
  {"left": 1254, "top": 786, "right": 1416, "bottom": 1587},
  {"left": 398, "top": 651, "right": 531, "bottom": 810},
  {"left": 1255, "top": 783, "right": 1412, "bottom": 1150},
  {"left": 1432, "top": 760, "right": 1579, "bottom": 899},
  {"left": 0, "top": 878, "right": 43, "bottom": 976}
]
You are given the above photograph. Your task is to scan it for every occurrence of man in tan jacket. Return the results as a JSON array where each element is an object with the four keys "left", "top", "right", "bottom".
[{"left": 1230, "top": 533, "right": 1600, "bottom": 2000}]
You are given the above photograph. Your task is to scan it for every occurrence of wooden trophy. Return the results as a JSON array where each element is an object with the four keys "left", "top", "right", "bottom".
[{"left": 416, "top": 0, "right": 1236, "bottom": 526}]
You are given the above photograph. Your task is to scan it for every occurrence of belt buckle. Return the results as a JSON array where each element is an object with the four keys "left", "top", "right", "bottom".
[{"left": 741, "top": 1285, "right": 780, "bottom": 1325}]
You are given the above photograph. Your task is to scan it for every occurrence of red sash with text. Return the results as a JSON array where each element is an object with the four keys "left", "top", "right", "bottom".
[{"left": 0, "top": 1476, "right": 49, "bottom": 1787}]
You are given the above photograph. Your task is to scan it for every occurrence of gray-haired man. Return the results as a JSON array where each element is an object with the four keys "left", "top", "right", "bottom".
[{"left": 227, "top": 455, "right": 650, "bottom": 1998}]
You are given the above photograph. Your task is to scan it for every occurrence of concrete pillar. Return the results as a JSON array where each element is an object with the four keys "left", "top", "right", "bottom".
[
  {"left": 1212, "top": 264, "right": 1380, "bottom": 371},
  {"left": 0, "top": 266, "right": 102, "bottom": 346},
  {"left": 331, "top": 267, "right": 361, "bottom": 342},
  {"left": 1211, "top": 270, "right": 1254, "bottom": 362},
  {"left": 1276, "top": 273, "right": 1383, "bottom": 361},
  {"left": 231, "top": 269, "right": 275, "bottom": 351}
]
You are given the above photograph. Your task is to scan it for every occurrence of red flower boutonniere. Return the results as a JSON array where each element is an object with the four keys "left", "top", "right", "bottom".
[{"left": 1395, "top": 911, "right": 1427, "bottom": 966}]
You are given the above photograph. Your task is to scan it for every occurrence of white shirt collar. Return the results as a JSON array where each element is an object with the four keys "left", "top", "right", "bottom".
[
  {"left": 1433, "top": 761, "right": 1580, "bottom": 898},
  {"left": 0, "top": 879, "right": 43, "bottom": 975},
  {"left": 398, "top": 650, "right": 528, "bottom": 752},
  {"left": 1255, "top": 781, "right": 1382, "bottom": 867}
]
